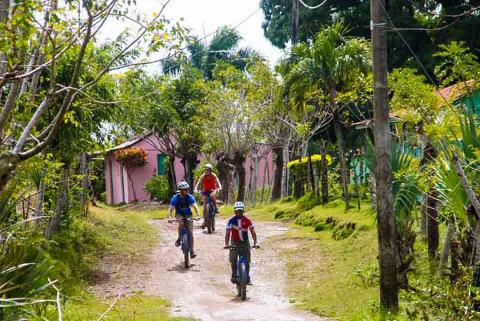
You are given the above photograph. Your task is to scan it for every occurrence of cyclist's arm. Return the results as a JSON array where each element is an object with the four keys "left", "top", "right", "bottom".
[
  {"left": 215, "top": 174, "right": 223, "bottom": 191},
  {"left": 192, "top": 203, "right": 200, "bottom": 217},
  {"left": 225, "top": 228, "right": 231, "bottom": 247},
  {"left": 168, "top": 205, "right": 175, "bottom": 221},
  {"left": 194, "top": 174, "right": 204, "bottom": 192},
  {"left": 249, "top": 226, "right": 257, "bottom": 246}
]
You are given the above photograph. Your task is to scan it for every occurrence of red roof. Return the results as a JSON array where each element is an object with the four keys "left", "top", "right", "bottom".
[{"left": 437, "top": 80, "right": 475, "bottom": 101}]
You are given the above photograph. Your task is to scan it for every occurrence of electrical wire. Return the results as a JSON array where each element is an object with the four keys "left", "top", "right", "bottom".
[
  {"left": 298, "top": 0, "right": 329, "bottom": 10},
  {"left": 404, "top": 0, "right": 480, "bottom": 19}
]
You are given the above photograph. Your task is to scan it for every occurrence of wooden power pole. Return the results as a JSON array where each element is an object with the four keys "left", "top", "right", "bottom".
[
  {"left": 370, "top": 0, "right": 399, "bottom": 312},
  {"left": 291, "top": 0, "right": 300, "bottom": 45}
]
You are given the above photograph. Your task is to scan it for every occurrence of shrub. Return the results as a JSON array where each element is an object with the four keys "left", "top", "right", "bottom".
[
  {"left": 144, "top": 176, "right": 170, "bottom": 203},
  {"left": 297, "top": 192, "right": 319, "bottom": 211}
]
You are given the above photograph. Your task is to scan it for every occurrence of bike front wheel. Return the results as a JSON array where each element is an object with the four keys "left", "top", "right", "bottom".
[
  {"left": 182, "top": 233, "right": 189, "bottom": 268},
  {"left": 239, "top": 262, "right": 247, "bottom": 301}
]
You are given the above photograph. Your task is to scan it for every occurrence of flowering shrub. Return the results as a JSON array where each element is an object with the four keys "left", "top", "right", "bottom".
[{"left": 114, "top": 147, "right": 147, "bottom": 170}]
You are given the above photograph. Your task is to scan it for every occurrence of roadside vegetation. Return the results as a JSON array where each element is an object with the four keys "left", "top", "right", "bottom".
[{"left": 1, "top": 0, "right": 480, "bottom": 320}]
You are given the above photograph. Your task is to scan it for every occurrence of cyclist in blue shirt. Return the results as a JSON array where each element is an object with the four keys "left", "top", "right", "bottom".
[{"left": 168, "top": 181, "right": 200, "bottom": 258}]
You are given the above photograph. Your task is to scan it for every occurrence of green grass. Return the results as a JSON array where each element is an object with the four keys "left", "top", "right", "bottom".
[
  {"left": 55, "top": 205, "right": 193, "bottom": 321},
  {"left": 41, "top": 294, "right": 193, "bottom": 321},
  {"left": 89, "top": 204, "right": 168, "bottom": 256},
  {"left": 250, "top": 198, "right": 379, "bottom": 321}
]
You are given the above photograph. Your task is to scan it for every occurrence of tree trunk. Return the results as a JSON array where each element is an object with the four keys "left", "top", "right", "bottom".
[
  {"left": 420, "top": 192, "right": 427, "bottom": 235},
  {"left": 330, "top": 89, "right": 349, "bottom": 209},
  {"left": 307, "top": 152, "right": 315, "bottom": 194},
  {"left": 250, "top": 156, "right": 259, "bottom": 206},
  {"left": 0, "top": 0, "right": 9, "bottom": 100},
  {"left": 33, "top": 166, "right": 46, "bottom": 228},
  {"left": 271, "top": 146, "right": 283, "bottom": 201},
  {"left": 439, "top": 220, "right": 455, "bottom": 275},
  {"left": 452, "top": 153, "right": 480, "bottom": 309},
  {"left": 291, "top": 0, "right": 299, "bottom": 45},
  {"left": 45, "top": 162, "right": 70, "bottom": 238},
  {"left": 371, "top": 0, "right": 399, "bottom": 310},
  {"left": 427, "top": 190, "right": 439, "bottom": 260},
  {"left": 234, "top": 152, "right": 246, "bottom": 202},
  {"left": 79, "top": 153, "right": 89, "bottom": 216},
  {"left": 320, "top": 140, "right": 328, "bottom": 204}
]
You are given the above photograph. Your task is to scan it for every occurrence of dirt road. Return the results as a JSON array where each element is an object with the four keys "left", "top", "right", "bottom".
[
  {"left": 91, "top": 217, "right": 330, "bottom": 321},
  {"left": 144, "top": 218, "right": 329, "bottom": 321}
]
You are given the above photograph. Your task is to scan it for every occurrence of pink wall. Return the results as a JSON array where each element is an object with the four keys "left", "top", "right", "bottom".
[{"left": 105, "top": 133, "right": 274, "bottom": 205}]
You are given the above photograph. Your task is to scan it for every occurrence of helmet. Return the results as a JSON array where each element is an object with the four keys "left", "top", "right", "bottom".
[
  {"left": 177, "top": 181, "right": 189, "bottom": 190},
  {"left": 233, "top": 201, "right": 245, "bottom": 211},
  {"left": 205, "top": 163, "right": 214, "bottom": 170}
]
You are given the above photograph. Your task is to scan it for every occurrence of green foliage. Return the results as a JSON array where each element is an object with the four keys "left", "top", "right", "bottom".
[
  {"left": 46, "top": 220, "right": 106, "bottom": 291},
  {"left": 145, "top": 176, "right": 170, "bottom": 202},
  {"left": 296, "top": 192, "right": 319, "bottom": 211}
]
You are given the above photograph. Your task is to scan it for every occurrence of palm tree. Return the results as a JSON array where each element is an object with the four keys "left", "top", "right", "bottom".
[
  {"left": 164, "top": 26, "right": 256, "bottom": 80},
  {"left": 285, "top": 22, "right": 371, "bottom": 208}
]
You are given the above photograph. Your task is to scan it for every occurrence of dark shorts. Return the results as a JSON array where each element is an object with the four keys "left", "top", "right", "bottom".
[
  {"left": 202, "top": 190, "right": 214, "bottom": 196},
  {"left": 229, "top": 241, "right": 251, "bottom": 263}
]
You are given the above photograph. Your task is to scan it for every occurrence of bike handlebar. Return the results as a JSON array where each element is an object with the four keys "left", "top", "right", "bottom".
[
  {"left": 223, "top": 245, "right": 260, "bottom": 249},
  {"left": 169, "top": 217, "right": 201, "bottom": 223}
]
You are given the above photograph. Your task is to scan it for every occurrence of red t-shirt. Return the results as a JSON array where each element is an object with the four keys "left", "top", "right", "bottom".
[
  {"left": 227, "top": 215, "right": 253, "bottom": 242},
  {"left": 202, "top": 173, "right": 218, "bottom": 191}
]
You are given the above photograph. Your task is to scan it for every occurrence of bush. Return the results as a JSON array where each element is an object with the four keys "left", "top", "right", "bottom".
[
  {"left": 297, "top": 192, "right": 319, "bottom": 211},
  {"left": 47, "top": 220, "right": 106, "bottom": 290},
  {"left": 144, "top": 176, "right": 170, "bottom": 203}
]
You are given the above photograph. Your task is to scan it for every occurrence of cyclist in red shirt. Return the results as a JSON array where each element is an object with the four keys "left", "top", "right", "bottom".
[
  {"left": 194, "top": 163, "right": 222, "bottom": 227},
  {"left": 224, "top": 201, "right": 257, "bottom": 284}
]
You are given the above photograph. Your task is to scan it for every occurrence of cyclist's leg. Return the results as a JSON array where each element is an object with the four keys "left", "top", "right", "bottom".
[
  {"left": 176, "top": 215, "right": 183, "bottom": 246},
  {"left": 229, "top": 245, "right": 238, "bottom": 283},
  {"left": 201, "top": 192, "right": 207, "bottom": 227},
  {"left": 188, "top": 219, "right": 196, "bottom": 257},
  {"left": 209, "top": 190, "right": 219, "bottom": 213}
]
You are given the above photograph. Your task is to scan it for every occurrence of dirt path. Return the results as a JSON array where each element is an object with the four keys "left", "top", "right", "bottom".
[
  {"left": 145, "top": 218, "right": 329, "bottom": 321},
  {"left": 91, "top": 217, "right": 330, "bottom": 321}
]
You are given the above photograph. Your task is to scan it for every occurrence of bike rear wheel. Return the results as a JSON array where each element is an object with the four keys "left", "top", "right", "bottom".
[
  {"left": 182, "top": 233, "right": 189, "bottom": 268},
  {"left": 206, "top": 203, "right": 212, "bottom": 234}
]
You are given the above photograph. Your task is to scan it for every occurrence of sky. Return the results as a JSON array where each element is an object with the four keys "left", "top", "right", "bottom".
[{"left": 101, "top": 0, "right": 285, "bottom": 68}]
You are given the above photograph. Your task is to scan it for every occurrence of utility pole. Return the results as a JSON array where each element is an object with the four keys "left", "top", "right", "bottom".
[
  {"left": 291, "top": 0, "right": 300, "bottom": 45},
  {"left": 370, "top": 0, "right": 399, "bottom": 313}
]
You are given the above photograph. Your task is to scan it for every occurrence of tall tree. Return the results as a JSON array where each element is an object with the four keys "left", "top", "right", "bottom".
[{"left": 284, "top": 22, "right": 371, "bottom": 208}]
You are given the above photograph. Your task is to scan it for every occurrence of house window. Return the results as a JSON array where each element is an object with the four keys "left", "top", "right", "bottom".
[{"left": 157, "top": 154, "right": 166, "bottom": 175}]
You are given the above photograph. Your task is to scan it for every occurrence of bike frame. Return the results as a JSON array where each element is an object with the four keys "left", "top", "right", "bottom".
[
  {"left": 177, "top": 217, "right": 193, "bottom": 252},
  {"left": 204, "top": 192, "right": 215, "bottom": 218}
]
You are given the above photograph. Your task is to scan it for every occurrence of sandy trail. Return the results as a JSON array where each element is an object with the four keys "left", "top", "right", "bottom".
[{"left": 143, "top": 218, "right": 329, "bottom": 321}]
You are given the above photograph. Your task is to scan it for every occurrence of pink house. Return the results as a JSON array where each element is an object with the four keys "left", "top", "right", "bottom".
[{"left": 104, "top": 132, "right": 274, "bottom": 205}]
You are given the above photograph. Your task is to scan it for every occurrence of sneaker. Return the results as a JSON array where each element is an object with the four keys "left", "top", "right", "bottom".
[
  {"left": 230, "top": 276, "right": 237, "bottom": 284},
  {"left": 190, "top": 252, "right": 197, "bottom": 259},
  {"left": 175, "top": 239, "right": 180, "bottom": 247},
  {"left": 201, "top": 222, "right": 206, "bottom": 229},
  {"left": 247, "top": 278, "right": 252, "bottom": 285}
]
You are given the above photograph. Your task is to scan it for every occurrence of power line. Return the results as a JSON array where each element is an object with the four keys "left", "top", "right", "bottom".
[
  {"left": 298, "top": 0, "right": 329, "bottom": 10},
  {"left": 404, "top": 0, "right": 480, "bottom": 19}
]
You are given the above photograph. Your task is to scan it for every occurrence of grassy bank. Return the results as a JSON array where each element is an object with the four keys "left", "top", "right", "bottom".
[
  {"left": 249, "top": 198, "right": 379, "bottom": 320},
  {"left": 49, "top": 204, "right": 193, "bottom": 321}
]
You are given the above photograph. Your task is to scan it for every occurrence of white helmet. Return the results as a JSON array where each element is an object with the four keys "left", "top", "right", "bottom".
[
  {"left": 177, "top": 181, "right": 189, "bottom": 190},
  {"left": 233, "top": 201, "right": 245, "bottom": 211},
  {"left": 205, "top": 163, "right": 214, "bottom": 170}
]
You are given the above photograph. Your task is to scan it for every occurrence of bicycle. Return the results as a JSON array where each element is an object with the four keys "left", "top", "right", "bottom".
[
  {"left": 172, "top": 217, "right": 199, "bottom": 269},
  {"left": 197, "top": 191, "right": 217, "bottom": 234},
  {"left": 224, "top": 244, "right": 259, "bottom": 301}
]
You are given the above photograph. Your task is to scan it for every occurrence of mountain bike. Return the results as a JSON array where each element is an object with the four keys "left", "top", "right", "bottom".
[
  {"left": 204, "top": 193, "right": 216, "bottom": 234},
  {"left": 225, "top": 244, "right": 259, "bottom": 301},
  {"left": 173, "top": 217, "right": 199, "bottom": 268}
]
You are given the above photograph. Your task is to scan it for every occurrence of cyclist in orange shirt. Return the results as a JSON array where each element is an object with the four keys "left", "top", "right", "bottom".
[{"left": 194, "top": 163, "right": 222, "bottom": 228}]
